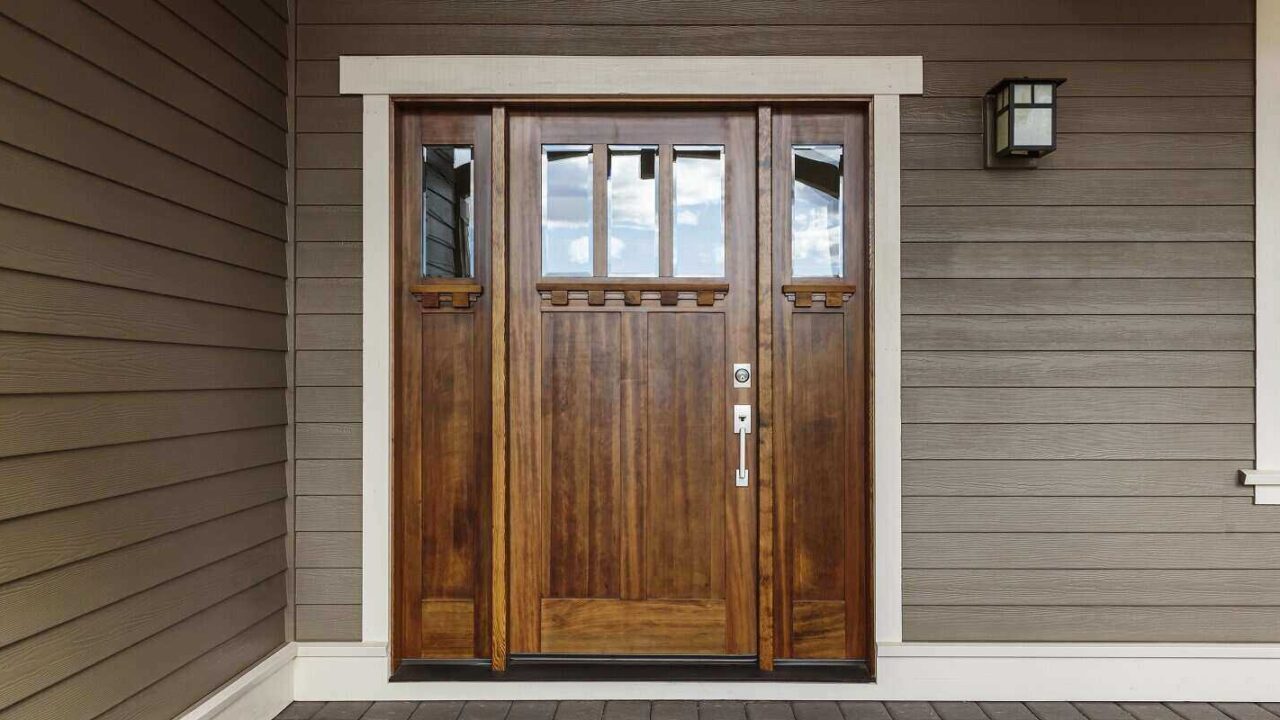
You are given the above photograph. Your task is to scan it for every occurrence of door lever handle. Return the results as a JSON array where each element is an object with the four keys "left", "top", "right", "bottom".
[{"left": 733, "top": 404, "right": 752, "bottom": 487}]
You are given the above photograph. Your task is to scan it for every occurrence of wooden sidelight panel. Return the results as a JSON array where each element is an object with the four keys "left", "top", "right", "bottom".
[
  {"left": 508, "top": 111, "right": 758, "bottom": 657},
  {"left": 394, "top": 108, "right": 493, "bottom": 662},
  {"left": 771, "top": 108, "right": 872, "bottom": 661}
]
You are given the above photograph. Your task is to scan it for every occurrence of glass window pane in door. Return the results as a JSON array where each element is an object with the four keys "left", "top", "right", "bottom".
[
  {"left": 421, "top": 145, "right": 474, "bottom": 278},
  {"left": 607, "top": 145, "right": 659, "bottom": 277},
  {"left": 673, "top": 145, "right": 725, "bottom": 277},
  {"left": 542, "top": 145, "right": 593, "bottom": 277},
  {"left": 791, "top": 144, "right": 844, "bottom": 278}
]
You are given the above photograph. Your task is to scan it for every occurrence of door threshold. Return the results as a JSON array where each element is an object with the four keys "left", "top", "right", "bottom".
[{"left": 391, "top": 655, "right": 872, "bottom": 682}]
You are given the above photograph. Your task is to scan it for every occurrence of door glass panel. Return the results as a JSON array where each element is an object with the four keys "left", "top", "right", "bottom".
[
  {"left": 421, "top": 145, "right": 474, "bottom": 278},
  {"left": 791, "top": 144, "right": 844, "bottom": 278},
  {"left": 542, "top": 145, "right": 593, "bottom": 277},
  {"left": 607, "top": 145, "right": 659, "bottom": 277},
  {"left": 673, "top": 145, "right": 725, "bottom": 277}
]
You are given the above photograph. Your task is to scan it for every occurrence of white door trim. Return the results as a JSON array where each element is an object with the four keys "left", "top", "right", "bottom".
[
  {"left": 349, "top": 55, "right": 919, "bottom": 675},
  {"left": 1248, "top": 0, "right": 1280, "bottom": 503}
]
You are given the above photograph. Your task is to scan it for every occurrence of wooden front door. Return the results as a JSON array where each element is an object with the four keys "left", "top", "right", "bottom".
[
  {"left": 507, "top": 111, "right": 758, "bottom": 656},
  {"left": 394, "top": 104, "right": 872, "bottom": 671}
]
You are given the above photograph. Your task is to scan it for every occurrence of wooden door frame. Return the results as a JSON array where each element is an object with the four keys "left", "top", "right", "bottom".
[{"left": 345, "top": 55, "right": 921, "bottom": 685}]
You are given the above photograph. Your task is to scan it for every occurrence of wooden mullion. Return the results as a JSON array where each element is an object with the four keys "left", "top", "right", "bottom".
[
  {"left": 755, "top": 105, "right": 775, "bottom": 671},
  {"left": 592, "top": 143, "right": 608, "bottom": 277},
  {"left": 659, "top": 144, "right": 674, "bottom": 277},
  {"left": 490, "top": 105, "right": 509, "bottom": 671}
]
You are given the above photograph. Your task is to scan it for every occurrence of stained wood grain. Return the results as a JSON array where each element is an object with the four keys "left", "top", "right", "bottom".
[{"left": 540, "top": 599, "right": 727, "bottom": 654}]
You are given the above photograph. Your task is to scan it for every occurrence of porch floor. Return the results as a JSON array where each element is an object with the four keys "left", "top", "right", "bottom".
[{"left": 274, "top": 702, "right": 1280, "bottom": 720}]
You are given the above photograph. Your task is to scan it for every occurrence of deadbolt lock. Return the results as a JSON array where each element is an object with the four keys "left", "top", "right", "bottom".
[{"left": 733, "top": 363, "right": 752, "bottom": 388}]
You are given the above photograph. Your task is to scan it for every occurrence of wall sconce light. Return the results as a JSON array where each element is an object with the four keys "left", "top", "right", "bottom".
[{"left": 984, "top": 77, "right": 1066, "bottom": 168}]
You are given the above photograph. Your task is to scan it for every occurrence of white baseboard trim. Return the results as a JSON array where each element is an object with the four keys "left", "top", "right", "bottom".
[
  {"left": 290, "top": 642, "right": 1280, "bottom": 702},
  {"left": 176, "top": 643, "right": 296, "bottom": 720}
]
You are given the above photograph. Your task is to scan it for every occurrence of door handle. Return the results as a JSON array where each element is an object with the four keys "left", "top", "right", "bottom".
[{"left": 733, "top": 404, "right": 752, "bottom": 487}]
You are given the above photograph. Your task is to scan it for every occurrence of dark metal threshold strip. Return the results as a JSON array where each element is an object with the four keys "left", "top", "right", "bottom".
[{"left": 391, "top": 655, "right": 872, "bottom": 683}]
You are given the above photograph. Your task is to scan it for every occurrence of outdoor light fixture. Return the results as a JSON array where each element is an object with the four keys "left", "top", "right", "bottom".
[{"left": 984, "top": 77, "right": 1066, "bottom": 167}]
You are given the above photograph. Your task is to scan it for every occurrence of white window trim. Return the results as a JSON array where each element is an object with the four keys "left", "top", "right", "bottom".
[
  {"left": 346, "top": 53, "right": 916, "bottom": 683},
  {"left": 1247, "top": 0, "right": 1280, "bottom": 504}
]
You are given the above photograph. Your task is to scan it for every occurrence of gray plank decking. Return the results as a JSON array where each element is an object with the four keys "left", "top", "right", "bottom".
[{"left": 275, "top": 703, "right": 1280, "bottom": 720}]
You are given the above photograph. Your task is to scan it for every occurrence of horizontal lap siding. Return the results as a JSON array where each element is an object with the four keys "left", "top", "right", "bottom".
[
  {"left": 289, "top": 1, "right": 1262, "bottom": 642},
  {"left": 0, "top": 0, "right": 289, "bottom": 717}
]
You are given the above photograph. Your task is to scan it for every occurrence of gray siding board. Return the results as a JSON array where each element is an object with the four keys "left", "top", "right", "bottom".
[
  {"left": 902, "top": 205, "right": 1255, "bottom": 243},
  {"left": 903, "top": 569, "right": 1280, "bottom": 606},
  {"left": 296, "top": 568, "right": 362, "bottom": 604},
  {"left": 903, "top": 423, "right": 1253, "bottom": 460},
  {"left": 0, "top": 16, "right": 284, "bottom": 199},
  {"left": 903, "top": 389, "right": 1255, "bottom": 424},
  {"left": 295, "top": 1, "right": 1254, "bottom": 24},
  {"left": 296, "top": 532, "right": 362, "bottom": 568},
  {"left": 904, "top": 534, "right": 1280, "bottom": 569},
  {"left": 903, "top": 498, "right": 1274, "bottom": 533},
  {"left": 0, "top": 0, "right": 288, "bottom": 712},
  {"left": 0, "top": 270, "right": 287, "bottom": 351},
  {"left": 0, "top": 541, "right": 285, "bottom": 708},
  {"left": 157, "top": 0, "right": 287, "bottom": 89},
  {"left": 902, "top": 315, "right": 1253, "bottom": 351},
  {"left": 903, "top": 279, "right": 1254, "bottom": 315},
  {"left": 903, "top": 607, "right": 1280, "bottom": 642},
  {"left": 903, "top": 352, "right": 1254, "bottom": 388},
  {"left": 0, "top": 427, "right": 286, "bottom": 521},
  {"left": 0, "top": 389, "right": 286, "bottom": 457},
  {"left": 903, "top": 97, "right": 1255, "bottom": 134},
  {"left": 296, "top": 423, "right": 362, "bottom": 459},
  {"left": 4, "top": 0, "right": 286, "bottom": 160},
  {"left": 290, "top": 3, "right": 1259, "bottom": 642},
  {"left": 903, "top": 460, "right": 1251, "bottom": 496},
  {"left": 0, "top": 207, "right": 287, "bottom": 314}
]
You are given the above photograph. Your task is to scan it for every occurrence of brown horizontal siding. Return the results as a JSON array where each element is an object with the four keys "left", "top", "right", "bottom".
[
  {"left": 0, "top": 1, "right": 288, "bottom": 717},
  {"left": 288, "top": 1, "right": 1261, "bottom": 644}
]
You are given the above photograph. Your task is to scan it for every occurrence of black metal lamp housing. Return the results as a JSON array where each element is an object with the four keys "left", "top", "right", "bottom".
[{"left": 987, "top": 78, "right": 1066, "bottom": 158}]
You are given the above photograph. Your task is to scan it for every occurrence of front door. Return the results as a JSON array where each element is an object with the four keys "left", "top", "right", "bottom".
[{"left": 507, "top": 110, "right": 758, "bottom": 656}]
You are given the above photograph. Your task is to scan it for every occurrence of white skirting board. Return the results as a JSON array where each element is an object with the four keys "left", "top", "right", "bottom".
[
  {"left": 176, "top": 643, "right": 295, "bottom": 720},
  {"left": 284, "top": 642, "right": 1280, "bottom": 702}
]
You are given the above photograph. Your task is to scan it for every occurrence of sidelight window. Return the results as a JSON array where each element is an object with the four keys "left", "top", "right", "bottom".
[
  {"left": 791, "top": 144, "right": 844, "bottom": 278},
  {"left": 422, "top": 145, "right": 475, "bottom": 278}
]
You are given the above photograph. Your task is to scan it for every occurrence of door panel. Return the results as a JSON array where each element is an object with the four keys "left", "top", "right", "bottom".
[{"left": 509, "top": 110, "right": 757, "bottom": 656}]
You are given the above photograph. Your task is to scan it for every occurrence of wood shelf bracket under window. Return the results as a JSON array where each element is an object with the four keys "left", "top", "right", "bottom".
[
  {"left": 782, "top": 283, "right": 857, "bottom": 308},
  {"left": 535, "top": 279, "right": 730, "bottom": 307},
  {"left": 410, "top": 282, "right": 483, "bottom": 309}
]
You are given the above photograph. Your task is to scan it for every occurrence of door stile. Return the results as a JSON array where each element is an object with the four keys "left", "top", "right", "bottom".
[
  {"left": 755, "top": 104, "right": 775, "bottom": 671},
  {"left": 490, "top": 105, "right": 509, "bottom": 671}
]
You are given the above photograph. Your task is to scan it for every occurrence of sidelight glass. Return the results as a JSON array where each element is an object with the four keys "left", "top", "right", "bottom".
[
  {"left": 542, "top": 145, "right": 594, "bottom": 277},
  {"left": 421, "top": 145, "right": 474, "bottom": 278},
  {"left": 673, "top": 145, "right": 725, "bottom": 277},
  {"left": 791, "top": 144, "right": 844, "bottom": 278},
  {"left": 607, "top": 145, "right": 659, "bottom": 277}
]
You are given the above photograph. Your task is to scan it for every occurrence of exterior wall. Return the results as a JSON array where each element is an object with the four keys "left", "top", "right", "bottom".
[
  {"left": 0, "top": 0, "right": 291, "bottom": 717},
  {"left": 290, "top": 1, "right": 1268, "bottom": 642}
]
